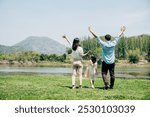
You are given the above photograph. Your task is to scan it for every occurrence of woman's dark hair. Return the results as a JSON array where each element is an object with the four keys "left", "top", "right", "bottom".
[
  {"left": 105, "top": 34, "right": 111, "bottom": 41},
  {"left": 72, "top": 38, "right": 80, "bottom": 51},
  {"left": 91, "top": 56, "right": 97, "bottom": 64}
]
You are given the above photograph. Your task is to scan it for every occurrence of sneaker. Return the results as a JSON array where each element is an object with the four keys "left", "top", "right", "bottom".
[
  {"left": 72, "top": 85, "right": 76, "bottom": 89},
  {"left": 91, "top": 85, "right": 95, "bottom": 89},
  {"left": 79, "top": 85, "right": 82, "bottom": 88},
  {"left": 104, "top": 86, "right": 109, "bottom": 90}
]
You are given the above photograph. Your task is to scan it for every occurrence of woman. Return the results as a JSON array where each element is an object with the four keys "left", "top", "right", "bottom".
[{"left": 63, "top": 35, "right": 88, "bottom": 89}]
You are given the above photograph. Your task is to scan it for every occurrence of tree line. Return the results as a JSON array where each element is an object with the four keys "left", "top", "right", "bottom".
[
  {"left": 0, "top": 51, "right": 67, "bottom": 63},
  {"left": 79, "top": 34, "right": 150, "bottom": 63},
  {"left": 0, "top": 34, "right": 149, "bottom": 64},
  {"left": 115, "top": 34, "right": 150, "bottom": 63}
]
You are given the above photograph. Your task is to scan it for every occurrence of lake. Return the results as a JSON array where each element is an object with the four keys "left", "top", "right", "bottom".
[{"left": 0, "top": 64, "right": 149, "bottom": 79}]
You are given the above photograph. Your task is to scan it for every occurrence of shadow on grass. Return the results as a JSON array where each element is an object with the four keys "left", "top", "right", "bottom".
[{"left": 61, "top": 85, "right": 104, "bottom": 89}]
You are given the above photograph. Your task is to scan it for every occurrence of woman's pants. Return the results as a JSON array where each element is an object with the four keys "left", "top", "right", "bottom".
[{"left": 72, "top": 61, "right": 83, "bottom": 86}]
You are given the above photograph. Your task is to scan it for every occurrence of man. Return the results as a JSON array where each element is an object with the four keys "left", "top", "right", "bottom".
[{"left": 88, "top": 26, "right": 126, "bottom": 89}]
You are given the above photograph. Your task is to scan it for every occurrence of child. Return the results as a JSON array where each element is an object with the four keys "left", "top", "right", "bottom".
[{"left": 85, "top": 55, "right": 97, "bottom": 88}]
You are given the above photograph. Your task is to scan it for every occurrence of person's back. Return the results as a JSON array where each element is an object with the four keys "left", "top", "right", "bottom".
[
  {"left": 72, "top": 46, "right": 83, "bottom": 61},
  {"left": 97, "top": 35, "right": 120, "bottom": 64}
]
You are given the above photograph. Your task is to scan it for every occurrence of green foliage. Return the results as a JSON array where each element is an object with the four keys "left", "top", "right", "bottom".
[
  {"left": 0, "top": 53, "right": 4, "bottom": 60},
  {"left": 66, "top": 48, "right": 72, "bottom": 54},
  {"left": 127, "top": 49, "right": 140, "bottom": 63},
  {"left": 97, "top": 59, "right": 102, "bottom": 65},
  {"left": 115, "top": 35, "right": 150, "bottom": 62},
  {"left": 40, "top": 54, "right": 67, "bottom": 62},
  {"left": 127, "top": 35, "right": 150, "bottom": 60},
  {"left": 40, "top": 54, "right": 49, "bottom": 61},
  {"left": 115, "top": 37, "right": 127, "bottom": 59},
  {"left": 0, "top": 51, "right": 40, "bottom": 62},
  {"left": 0, "top": 51, "right": 66, "bottom": 63},
  {"left": 81, "top": 35, "right": 150, "bottom": 63},
  {"left": 146, "top": 39, "right": 150, "bottom": 62},
  {"left": 81, "top": 36, "right": 102, "bottom": 59},
  {"left": 18, "top": 51, "right": 40, "bottom": 62}
]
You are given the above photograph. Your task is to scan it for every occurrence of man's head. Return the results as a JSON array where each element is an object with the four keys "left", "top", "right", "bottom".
[{"left": 105, "top": 34, "right": 111, "bottom": 41}]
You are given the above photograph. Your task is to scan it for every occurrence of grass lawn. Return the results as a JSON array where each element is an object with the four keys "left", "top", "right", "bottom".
[{"left": 0, "top": 75, "right": 150, "bottom": 100}]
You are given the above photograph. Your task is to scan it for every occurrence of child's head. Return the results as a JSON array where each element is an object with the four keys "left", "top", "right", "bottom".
[
  {"left": 72, "top": 38, "right": 80, "bottom": 51},
  {"left": 91, "top": 56, "right": 97, "bottom": 64},
  {"left": 105, "top": 34, "right": 111, "bottom": 41}
]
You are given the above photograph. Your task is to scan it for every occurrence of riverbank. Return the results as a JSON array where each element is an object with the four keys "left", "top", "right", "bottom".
[
  {"left": 0, "top": 60, "right": 149, "bottom": 67},
  {"left": 0, "top": 60, "right": 71, "bottom": 67},
  {"left": 0, "top": 75, "right": 150, "bottom": 100}
]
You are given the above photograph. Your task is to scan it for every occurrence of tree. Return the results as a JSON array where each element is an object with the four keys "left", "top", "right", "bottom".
[
  {"left": 127, "top": 49, "right": 140, "bottom": 63},
  {"left": 115, "top": 37, "right": 127, "bottom": 59},
  {"left": 81, "top": 36, "right": 102, "bottom": 59},
  {"left": 66, "top": 48, "right": 72, "bottom": 54},
  {"left": 40, "top": 54, "right": 49, "bottom": 61}
]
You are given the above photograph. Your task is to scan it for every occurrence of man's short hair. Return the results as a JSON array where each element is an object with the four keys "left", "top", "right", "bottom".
[{"left": 105, "top": 34, "right": 111, "bottom": 41}]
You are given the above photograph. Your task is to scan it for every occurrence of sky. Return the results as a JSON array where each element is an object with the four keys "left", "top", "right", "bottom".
[{"left": 0, "top": 0, "right": 150, "bottom": 46}]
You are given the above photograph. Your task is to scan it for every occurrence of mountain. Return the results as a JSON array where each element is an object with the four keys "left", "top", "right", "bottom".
[
  {"left": 0, "top": 45, "right": 10, "bottom": 53},
  {"left": 0, "top": 36, "right": 67, "bottom": 55}
]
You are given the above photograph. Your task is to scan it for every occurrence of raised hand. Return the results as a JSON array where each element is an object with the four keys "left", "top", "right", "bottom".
[
  {"left": 62, "top": 35, "right": 72, "bottom": 46},
  {"left": 62, "top": 35, "right": 67, "bottom": 39},
  {"left": 88, "top": 26, "right": 92, "bottom": 32},
  {"left": 88, "top": 26, "right": 98, "bottom": 38},
  {"left": 119, "top": 26, "right": 126, "bottom": 37},
  {"left": 120, "top": 26, "right": 126, "bottom": 32}
]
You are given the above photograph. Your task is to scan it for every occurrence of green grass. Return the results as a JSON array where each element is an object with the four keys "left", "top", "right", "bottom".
[{"left": 0, "top": 75, "right": 150, "bottom": 100}]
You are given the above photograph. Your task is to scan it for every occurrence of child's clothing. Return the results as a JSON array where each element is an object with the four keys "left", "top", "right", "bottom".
[{"left": 85, "top": 60, "right": 97, "bottom": 88}]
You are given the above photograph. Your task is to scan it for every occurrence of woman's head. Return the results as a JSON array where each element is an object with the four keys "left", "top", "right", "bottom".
[
  {"left": 72, "top": 38, "right": 80, "bottom": 51},
  {"left": 91, "top": 55, "right": 97, "bottom": 64}
]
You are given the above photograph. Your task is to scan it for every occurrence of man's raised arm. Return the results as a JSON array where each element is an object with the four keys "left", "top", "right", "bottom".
[
  {"left": 119, "top": 26, "right": 126, "bottom": 37},
  {"left": 88, "top": 26, "right": 98, "bottom": 38}
]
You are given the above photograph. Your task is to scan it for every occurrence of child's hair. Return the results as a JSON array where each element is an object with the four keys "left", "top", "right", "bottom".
[
  {"left": 72, "top": 38, "right": 80, "bottom": 51},
  {"left": 91, "top": 56, "right": 97, "bottom": 64},
  {"left": 105, "top": 34, "right": 111, "bottom": 41}
]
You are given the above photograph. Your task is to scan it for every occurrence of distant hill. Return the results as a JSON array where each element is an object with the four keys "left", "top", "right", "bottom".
[
  {"left": 0, "top": 36, "right": 67, "bottom": 55},
  {"left": 0, "top": 45, "right": 10, "bottom": 53}
]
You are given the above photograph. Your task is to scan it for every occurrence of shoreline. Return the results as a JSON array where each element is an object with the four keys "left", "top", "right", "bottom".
[{"left": 0, "top": 60, "right": 149, "bottom": 67}]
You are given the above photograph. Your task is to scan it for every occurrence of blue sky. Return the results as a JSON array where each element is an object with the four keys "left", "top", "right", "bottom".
[{"left": 0, "top": 0, "right": 150, "bottom": 46}]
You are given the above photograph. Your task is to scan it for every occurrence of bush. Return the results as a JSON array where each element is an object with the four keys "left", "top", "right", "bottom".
[
  {"left": 97, "top": 58, "right": 102, "bottom": 65},
  {"left": 66, "top": 48, "right": 72, "bottom": 54},
  {"left": 127, "top": 49, "right": 140, "bottom": 63}
]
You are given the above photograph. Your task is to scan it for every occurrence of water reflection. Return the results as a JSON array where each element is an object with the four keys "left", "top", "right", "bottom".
[{"left": 0, "top": 65, "right": 149, "bottom": 79}]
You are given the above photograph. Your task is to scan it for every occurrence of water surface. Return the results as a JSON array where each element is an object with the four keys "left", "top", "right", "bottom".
[{"left": 0, "top": 65, "right": 149, "bottom": 79}]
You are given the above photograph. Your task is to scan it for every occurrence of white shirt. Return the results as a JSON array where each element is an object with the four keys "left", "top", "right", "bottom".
[{"left": 72, "top": 46, "right": 84, "bottom": 61}]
